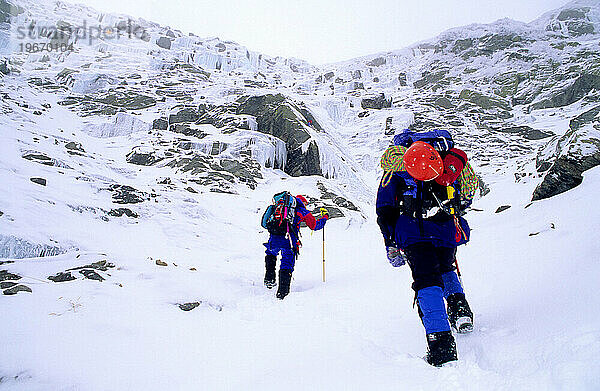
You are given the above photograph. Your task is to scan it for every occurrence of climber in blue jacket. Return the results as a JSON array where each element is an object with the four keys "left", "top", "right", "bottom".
[{"left": 376, "top": 130, "right": 478, "bottom": 366}]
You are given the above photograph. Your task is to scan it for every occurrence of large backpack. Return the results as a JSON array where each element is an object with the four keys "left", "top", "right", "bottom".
[
  {"left": 392, "top": 129, "right": 467, "bottom": 219},
  {"left": 261, "top": 191, "right": 297, "bottom": 235},
  {"left": 393, "top": 129, "right": 454, "bottom": 152}
]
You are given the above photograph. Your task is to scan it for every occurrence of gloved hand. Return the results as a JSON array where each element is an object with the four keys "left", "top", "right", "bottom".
[
  {"left": 319, "top": 207, "right": 329, "bottom": 219},
  {"left": 386, "top": 246, "right": 406, "bottom": 267}
]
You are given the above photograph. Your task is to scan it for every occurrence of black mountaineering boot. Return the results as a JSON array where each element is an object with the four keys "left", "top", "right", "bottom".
[
  {"left": 264, "top": 254, "right": 277, "bottom": 289},
  {"left": 276, "top": 269, "right": 292, "bottom": 299},
  {"left": 446, "top": 293, "right": 473, "bottom": 333},
  {"left": 426, "top": 331, "right": 458, "bottom": 367}
]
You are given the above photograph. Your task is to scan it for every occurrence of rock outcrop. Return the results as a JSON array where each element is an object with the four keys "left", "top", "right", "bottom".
[
  {"left": 533, "top": 117, "right": 600, "bottom": 201},
  {"left": 236, "top": 94, "right": 323, "bottom": 176},
  {"left": 530, "top": 74, "right": 600, "bottom": 111}
]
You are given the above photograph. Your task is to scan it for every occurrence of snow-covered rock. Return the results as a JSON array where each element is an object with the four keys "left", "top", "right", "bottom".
[{"left": 83, "top": 113, "right": 151, "bottom": 138}]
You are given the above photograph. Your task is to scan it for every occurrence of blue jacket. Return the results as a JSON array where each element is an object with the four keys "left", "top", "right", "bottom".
[{"left": 376, "top": 172, "right": 470, "bottom": 249}]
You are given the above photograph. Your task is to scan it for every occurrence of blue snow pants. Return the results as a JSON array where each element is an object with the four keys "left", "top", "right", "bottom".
[
  {"left": 264, "top": 235, "right": 296, "bottom": 271},
  {"left": 404, "top": 243, "right": 464, "bottom": 334}
]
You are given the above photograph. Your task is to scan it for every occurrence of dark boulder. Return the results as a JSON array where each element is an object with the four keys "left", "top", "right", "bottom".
[
  {"left": 0, "top": 59, "right": 9, "bottom": 75},
  {"left": 3, "top": 284, "right": 32, "bottom": 295},
  {"left": 30, "top": 177, "right": 47, "bottom": 186},
  {"left": 167, "top": 153, "right": 259, "bottom": 190},
  {"left": 22, "top": 152, "right": 55, "bottom": 166},
  {"left": 126, "top": 148, "right": 164, "bottom": 166},
  {"left": 156, "top": 36, "right": 172, "bottom": 50},
  {"left": 495, "top": 205, "right": 511, "bottom": 213},
  {"left": 0, "top": 270, "right": 21, "bottom": 281},
  {"left": 478, "top": 34, "right": 526, "bottom": 55},
  {"left": 108, "top": 208, "right": 138, "bottom": 218},
  {"left": 169, "top": 107, "right": 199, "bottom": 124},
  {"left": 153, "top": 118, "right": 168, "bottom": 130},
  {"left": 398, "top": 73, "right": 407, "bottom": 87},
  {"left": 352, "top": 82, "right": 364, "bottom": 90},
  {"left": 361, "top": 93, "right": 391, "bottom": 110},
  {"left": 109, "top": 184, "right": 149, "bottom": 204},
  {"left": 532, "top": 126, "right": 600, "bottom": 201},
  {"left": 315, "top": 182, "right": 359, "bottom": 217},
  {"left": 79, "top": 269, "right": 104, "bottom": 281},
  {"left": 367, "top": 57, "right": 386, "bottom": 67},
  {"left": 219, "top": 158, "right": 263, "bottom": 188},
  {"left": 451, "top": 38, "right": 474, "bottom": 53},
  {"left": 433, "top": 97, "right": 455, "bottom": 110},
  {"left": 68, "top": 260, "right": 115, "bottom": 272},
  {"left": 97, "top": 91, "right": 157, "bottom": 110},
  {"left": 498, "top": 125, "right": 553, "bottom": 140},
  {"left": 48, "top": 272, "right": 76, "bottom": 282},
  {"left": 533, "top": 158, "right": 588, "bottom": 201},
  {"left": 65, "top": 142, "right": 85, "bottom": 155},
  {"left": 179, "top": 302, "right": 201, "bottom": 311}
]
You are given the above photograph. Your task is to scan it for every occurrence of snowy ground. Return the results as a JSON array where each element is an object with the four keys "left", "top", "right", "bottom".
[
  {"left": 2, "top": 0, "right": 600, "bottom": 389},
  {"left": 0, "top": 78, "right": 598, "bottom": 390},
  {"left": 2, "top": 153, "right": 600, "bottom": 390}
]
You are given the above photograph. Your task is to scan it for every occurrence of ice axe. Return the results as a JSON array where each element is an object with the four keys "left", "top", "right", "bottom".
[{"left": 454, "top": 257, "right": 463, "bottom": 287}]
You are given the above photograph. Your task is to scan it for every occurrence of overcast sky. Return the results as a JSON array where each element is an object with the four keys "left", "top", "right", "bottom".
[{"left": 66, "top": 0, "right": 569, "bottom": 64}]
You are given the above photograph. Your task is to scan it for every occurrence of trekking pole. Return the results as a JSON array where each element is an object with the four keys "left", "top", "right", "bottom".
[
  {"left": 319, "top": 208, "right": 327, "bottom": 282},
  {"left": 322, "top": 226, "right": 326, "bottom": 282}
]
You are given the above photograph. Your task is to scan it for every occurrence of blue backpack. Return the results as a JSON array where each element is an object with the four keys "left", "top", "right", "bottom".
[
  {"left": 261, "top": 191, "right": 297, "bottom": 235},
  {"left": 393, "top": 129, "right": 454, "bottom": 152}
]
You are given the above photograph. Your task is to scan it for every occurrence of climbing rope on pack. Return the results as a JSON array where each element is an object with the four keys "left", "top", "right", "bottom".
[{"left": 380, "top": 145, "right": 407, "bottom": 187}]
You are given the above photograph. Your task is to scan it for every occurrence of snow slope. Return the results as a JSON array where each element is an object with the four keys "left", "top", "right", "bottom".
[
  {"left": 2, "top": 164, "right": 600, "bottom": 391},
  {"left": 2, "top": 0, "right": 600, "bottom": 390}
]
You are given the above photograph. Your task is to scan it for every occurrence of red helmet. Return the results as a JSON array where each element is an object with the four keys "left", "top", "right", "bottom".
[
  {"left": 296, "top": 195, "right": 308, "bottom": 205},
  {"left": 435, "top": 148, "right": 467, "bottom": 186},
  {"left": 403, "top": 141, "right": 443, "bottom": 181}
]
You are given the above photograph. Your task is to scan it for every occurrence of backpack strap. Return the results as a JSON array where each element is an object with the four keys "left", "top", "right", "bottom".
[{"left": 416, "top": 181, "right": 425, "bottom": 235}]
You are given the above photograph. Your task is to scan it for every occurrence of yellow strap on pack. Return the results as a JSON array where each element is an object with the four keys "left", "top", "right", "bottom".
[
  {"left": 447, "top": 186, "right": 456, "bottom": 215},
  {"left": 446, "top": 186, "right": 455, "bottom": 200}
]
